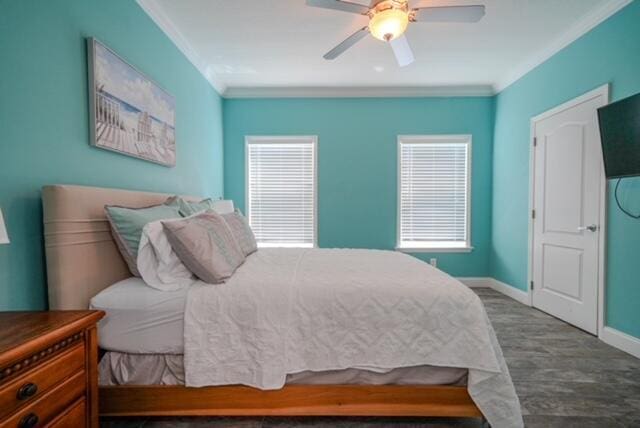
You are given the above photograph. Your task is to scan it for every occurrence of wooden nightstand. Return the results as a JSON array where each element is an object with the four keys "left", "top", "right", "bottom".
[{"left": 0, "top": 311, "right": 104, "bottom": 428}]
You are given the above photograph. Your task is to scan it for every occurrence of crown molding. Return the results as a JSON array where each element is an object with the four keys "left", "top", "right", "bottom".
[
  {"left": 495, "top": 0, "right": 632, "bottom": 93},
  {"left": 136, "top": 0, "right": 226, "bottom": 95},
  {"left": 222, "top": 85, "right": 495, "bottom": 99}
]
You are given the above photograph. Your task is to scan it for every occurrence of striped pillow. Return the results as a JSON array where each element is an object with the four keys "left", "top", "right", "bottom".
[
  {"left": 162, "top": 210, "right": 245, "bottom": 284},
  {"left": 222, "top": 210, "right": 257, "bottom": 257}
]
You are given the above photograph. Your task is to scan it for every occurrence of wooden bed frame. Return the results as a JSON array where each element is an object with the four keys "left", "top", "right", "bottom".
[
  {"left": 99, "top": 384, "right": 482, "bottom": 419},
  {"left": 41, "top": 185, "right": 486, "bottom": 424}
]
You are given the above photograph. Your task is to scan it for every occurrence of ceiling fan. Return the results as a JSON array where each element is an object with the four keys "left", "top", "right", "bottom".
[{"left": 307, "top": 0, "right": 485, "bottom": 67}]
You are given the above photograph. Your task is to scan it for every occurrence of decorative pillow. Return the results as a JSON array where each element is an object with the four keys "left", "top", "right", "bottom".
[
  {"left": 137, "top": 219, "right": 197, "bottom": 291},
  {"left": 166, "top": 196, "right": 235, "bottom": 217},
  {"left": 222, "top": 210, "right": 257, "bottom": 257},
  {"left": 105, "top": 204, "right": 182, "bottom": 276},
  {"left": 162, "top": 210, "right": 245, "bottom": 284}
]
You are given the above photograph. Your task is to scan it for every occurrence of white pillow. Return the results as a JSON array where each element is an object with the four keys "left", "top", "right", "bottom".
[
  {"left": 211, "top": 199, "right": 235, "bottom": 214},
  {"left": 137, "top": 218, "right": 197, "bottom": 291}
]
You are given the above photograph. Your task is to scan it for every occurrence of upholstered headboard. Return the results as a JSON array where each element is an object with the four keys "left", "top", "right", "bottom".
[{"left": 42, "top": 184, "right": 198, "bottom": 310}]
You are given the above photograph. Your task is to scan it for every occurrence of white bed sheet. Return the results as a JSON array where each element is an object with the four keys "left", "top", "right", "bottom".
[{"left": 90, "top": 277, "right": 186, "bottom": 354}]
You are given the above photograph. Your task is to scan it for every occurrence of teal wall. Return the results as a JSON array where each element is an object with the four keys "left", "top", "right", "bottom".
[
  {"left": 491, "top": 1, "right": 640, "bottom": 338},
  {"left": 0, "top": 0, "right": 224, "bottom": 310},
  {"left": 224, "top": 97, "right": 495, "bottom": 277}
]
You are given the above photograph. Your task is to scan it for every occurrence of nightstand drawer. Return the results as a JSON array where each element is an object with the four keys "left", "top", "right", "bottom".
[
  {"left": 45, "top": 398, "right": 85, "bottom": 428},
  {"left": 0, "top": 344, "right": 85, "bottom": 420},
  {"left": 0, "top": 371, "right": 85, "bottom": 428},
  {"left": 0, "top": 311, "right": 103, "bottom": 427}
]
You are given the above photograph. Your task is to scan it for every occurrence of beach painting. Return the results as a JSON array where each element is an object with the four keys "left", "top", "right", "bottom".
[{"left": 88, "top": 38, "right": 176, "bottom": 166}]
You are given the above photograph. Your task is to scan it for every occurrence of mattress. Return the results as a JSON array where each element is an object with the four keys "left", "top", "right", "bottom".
[
  {"left": 99, "top": 352, "right": 468, "bottom": 387},
  {"left": 90, "top": 277, "right": 186, "bottom": 354}
]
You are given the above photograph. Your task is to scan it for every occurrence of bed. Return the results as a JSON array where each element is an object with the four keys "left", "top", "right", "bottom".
[{"left": 42, "top": 184, "right": 522, "bottom": 427}]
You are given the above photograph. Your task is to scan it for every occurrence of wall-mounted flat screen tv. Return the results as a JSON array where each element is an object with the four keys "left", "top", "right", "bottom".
[{"left": 597, "top": 92, "right": 640, "bottom": 179}]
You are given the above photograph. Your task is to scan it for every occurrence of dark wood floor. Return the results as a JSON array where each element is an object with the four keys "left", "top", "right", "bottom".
[{"left": 101, "top": 288, "right": 640, "bottom": 427}]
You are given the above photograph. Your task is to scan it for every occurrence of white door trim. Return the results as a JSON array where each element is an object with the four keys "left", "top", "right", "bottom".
[{"left": 527, "top": 83, "right": 609, "bottom": 334}]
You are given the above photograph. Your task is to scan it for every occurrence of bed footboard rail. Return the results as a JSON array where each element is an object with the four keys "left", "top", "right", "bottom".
[{"left": 99, "top": 384, "right": 483, "bottom": 418}]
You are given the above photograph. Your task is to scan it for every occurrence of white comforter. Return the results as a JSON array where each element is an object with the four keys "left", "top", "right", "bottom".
[{"left": 184, "top": 249, "right": 523, "bottom": 428}]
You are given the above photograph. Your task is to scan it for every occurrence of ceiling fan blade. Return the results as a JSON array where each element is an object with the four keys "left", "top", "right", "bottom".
[
  {"left": 389, "top": 34, "right": 415, "bottom": 67},
  {"left": 413, "top": 5, "right": 485, "bottom": 23},
  {"left": 324, "top": 27, "right": 370, "bottom": 60},
  {"left": 306, "top": 0, "right": 370, "bottom": 15}
]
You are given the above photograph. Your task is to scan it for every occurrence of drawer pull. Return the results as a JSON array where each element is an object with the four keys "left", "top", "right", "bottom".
[
  {"left": 18, "top": 412, "right": 39, "bottom": 428},
  {"left": 17, "top": 382, "right": 38, "bottom": 400}
]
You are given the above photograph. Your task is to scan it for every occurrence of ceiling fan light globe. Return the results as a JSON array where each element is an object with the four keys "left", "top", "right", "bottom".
[{"left": 369, "top": 8, "right": 409, "bottom": 41}]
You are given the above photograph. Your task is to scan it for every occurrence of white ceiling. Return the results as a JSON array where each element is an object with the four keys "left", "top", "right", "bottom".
[{"left": 138, "top": 0, "right": 630, "bottom": 96}]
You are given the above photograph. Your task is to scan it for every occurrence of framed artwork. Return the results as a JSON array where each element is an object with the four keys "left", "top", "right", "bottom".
[{"left": 88, "top": 38, "right": 176, "bottom": 167}]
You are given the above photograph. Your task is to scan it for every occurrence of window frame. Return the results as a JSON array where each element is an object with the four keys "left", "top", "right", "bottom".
[
  {"left": 396, "top": 134, "right": 473, "bottom": 253},
  {"left": 245, "top": 135, "right": 318, "bottom": 248}
]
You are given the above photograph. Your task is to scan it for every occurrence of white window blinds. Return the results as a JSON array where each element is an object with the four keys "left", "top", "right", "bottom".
[
  {"left": 398, "top": 136, "right": 471, "bottom": 250},
  {"left": 246, "top": 136, "right": 316, "bottom": 248}
]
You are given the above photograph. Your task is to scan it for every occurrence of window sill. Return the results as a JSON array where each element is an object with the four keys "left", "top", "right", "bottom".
[{"left": 395, "top": 246, "right": 474, "bottom": 254}]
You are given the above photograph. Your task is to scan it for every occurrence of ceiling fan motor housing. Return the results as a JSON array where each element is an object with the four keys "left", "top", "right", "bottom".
[{"left": 369, "top": 0, "right": 409, "bottom": 15}]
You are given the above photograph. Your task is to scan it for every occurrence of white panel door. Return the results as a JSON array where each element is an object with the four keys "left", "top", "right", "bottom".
[{"left": 532, "top": 90, "right": 607, "bottom": 334}]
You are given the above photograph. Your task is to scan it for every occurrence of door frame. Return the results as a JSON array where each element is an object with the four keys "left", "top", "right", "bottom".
[{"left": 527, "top": 83, "right": 609, "bottom": 335}]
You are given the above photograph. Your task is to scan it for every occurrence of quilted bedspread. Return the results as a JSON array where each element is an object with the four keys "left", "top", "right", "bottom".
[{"left": 184, "top": 248, "right": 523, "bottom": 427}]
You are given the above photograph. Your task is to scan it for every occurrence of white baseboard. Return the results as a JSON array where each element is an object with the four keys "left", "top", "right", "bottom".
[
  {"left": 489, "top": 278, "right": 531, "bottom": 306},
  {"left": 457, "top": 277, "right": 492, "bottom": 288},
  {"left": 456, "top": 277, "right": 531, "bottom": 305},
  {"left": 600, "top": 326, "right": 640, "bottom": 359}
]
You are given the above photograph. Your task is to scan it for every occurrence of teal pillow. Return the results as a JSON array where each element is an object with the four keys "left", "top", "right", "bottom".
[
  {"left": 105, "top": 204, "right": 182, "bottom": 276},
  {"left": 166, "top": 196, "right": 217, "bottom": 217}
]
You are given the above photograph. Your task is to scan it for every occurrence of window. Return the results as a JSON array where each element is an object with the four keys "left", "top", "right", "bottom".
[
  {"left": 246, "top": 136, "right": 317, "bottom": 248},
  {"left": 397, "top": 135, "right": 472, "bottom": 252}
]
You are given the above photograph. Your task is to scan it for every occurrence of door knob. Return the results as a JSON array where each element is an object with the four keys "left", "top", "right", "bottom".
[{"left": 577, "top": 224, "right": 598, "bottom": 232}]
